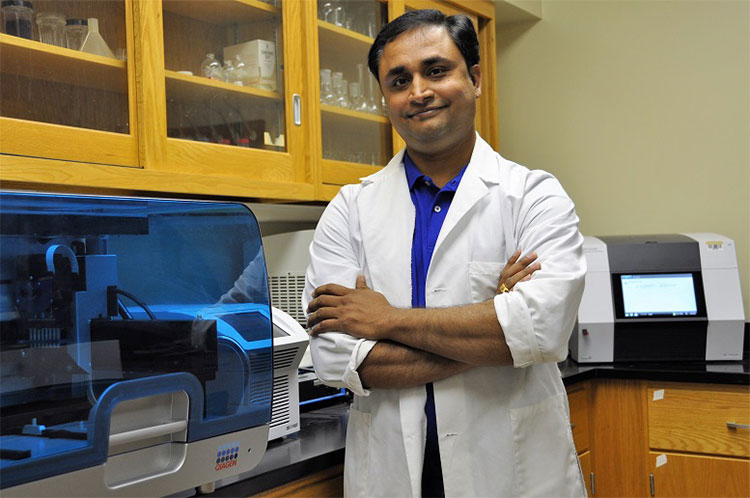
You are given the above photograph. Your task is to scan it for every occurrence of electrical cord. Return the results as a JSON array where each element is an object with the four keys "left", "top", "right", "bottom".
[{"left": 115, "top": 289, "right": 156, "bottom": 320}]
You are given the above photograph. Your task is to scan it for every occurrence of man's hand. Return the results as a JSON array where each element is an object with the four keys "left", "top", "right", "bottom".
[
  {"left": 496, "top": 249, "right": 540, "bottom": 294},
  {"left": 306, "top": 275, "right": 396, "bottom": 339}
]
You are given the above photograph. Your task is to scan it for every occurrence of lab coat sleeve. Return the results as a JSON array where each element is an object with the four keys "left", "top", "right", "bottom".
[
  {"left": 302, "top": 186, "right": 377, "bottom": 396},
  {"left": 494, "top": 171, "right": 586, "bottom": 367}
]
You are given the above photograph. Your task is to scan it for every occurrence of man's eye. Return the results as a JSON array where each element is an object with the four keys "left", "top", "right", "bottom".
[
  {"left": 428, "top": 67, "right": 446, "bottom": 77},
  {"left": 392, "top": 77, "right": 409, "bottom": 88}
]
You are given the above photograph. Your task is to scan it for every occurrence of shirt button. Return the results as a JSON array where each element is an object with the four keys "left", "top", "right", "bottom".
[{"left": 433, "top": 205, "right": 441, "bottom": 213}]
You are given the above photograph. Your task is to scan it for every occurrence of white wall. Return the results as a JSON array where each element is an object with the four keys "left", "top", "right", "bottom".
[{"left": 496, "top": 0, "right": 750, "bottom": 317}]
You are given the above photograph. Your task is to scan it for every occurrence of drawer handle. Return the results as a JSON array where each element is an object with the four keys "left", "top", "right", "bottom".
[
  {"left": 570, "top": 423, "right": 576, "bottom": 430},
  {"left": 727, "top": 422, "right": 750, "bottom": 430}
]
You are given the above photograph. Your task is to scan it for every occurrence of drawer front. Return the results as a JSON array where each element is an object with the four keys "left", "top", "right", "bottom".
[
  {"left": 568, "top": 385, "right": 590, "bottom": 454},
  {"left": 649, "top": 451, "right": 750, "bottom": 497},
  {"left": 648, "top": 384, "right": 750, "bottom": 457}
]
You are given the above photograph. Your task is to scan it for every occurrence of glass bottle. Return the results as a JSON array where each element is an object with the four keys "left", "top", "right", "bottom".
[
  {"left": 1, "top": 0, "right": 33, "bottom": 40},
  {"left": 232, "top": 55, "right": 248, "bottom": 86},
  {"left": 200, "top": 53, "right": 224, "bottom": 81},
  {"left": 64, "top": 19, "right": 87, "bottom": 50},
  {"left": 320, "top": 68, "right": 334, "bottom": 105},
  {"left": 222, "top": 57, "right": 236, "bottom": 84}
]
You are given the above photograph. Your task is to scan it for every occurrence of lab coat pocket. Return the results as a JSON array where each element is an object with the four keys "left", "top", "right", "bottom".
[
  {"left": 343, "top": 407, "right": 371, "bottom": 497},
  {"left": 509, "top": 393, "right": 587, "bottom": 497},
  {"left": 468, "top": 261, "right": 504, "bottom": 302}
]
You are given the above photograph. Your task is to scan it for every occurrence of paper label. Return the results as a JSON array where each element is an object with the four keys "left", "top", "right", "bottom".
[
  {"left": 656, "top": 454, "right": 668, "bottom": 467},
  {"left": 653, "top": 389, "right": 664, "bottom": 401},
  {"left": 706, "top": 240, "right": 724, "bottom": 251}
]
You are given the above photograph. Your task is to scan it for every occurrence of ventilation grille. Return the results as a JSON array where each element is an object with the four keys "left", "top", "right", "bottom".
[
  {"left": 614, "top": 321, "right": 707, "bottom": 361},
  {"left": 268, "top": 274, "right": 306, "bottom": 327},
  {"left": 270, "top": 375, "right": 290, "bottom": 428},
  {"left": 274, "top": 346, "right": 299, "bottom": 370}
]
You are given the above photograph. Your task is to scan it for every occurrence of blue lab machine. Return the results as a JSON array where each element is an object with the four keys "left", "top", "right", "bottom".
[{"left": 0, "top": 192, "right": 274, "bottom": 496}]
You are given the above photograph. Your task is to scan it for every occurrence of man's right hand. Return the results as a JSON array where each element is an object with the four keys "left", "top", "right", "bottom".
[{"left": 496, "top": 249, "right": 540, "bottom": 294}]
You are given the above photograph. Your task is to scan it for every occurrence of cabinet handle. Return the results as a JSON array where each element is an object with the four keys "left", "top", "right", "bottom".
[
  {"left": 293, "top": 94, "right": 302, "bottom": 126},
  {"left": 727, "top": 422, "right": 750, "bottom": 429},
  {"left": 649, "top": 473, "right": 655, "bottom": 496},
  {"left": 570, "top": 422, "right": 576, "bottom": 430},
  {"left": 589, "top": 472, "right": 595, "bottom": 495}
]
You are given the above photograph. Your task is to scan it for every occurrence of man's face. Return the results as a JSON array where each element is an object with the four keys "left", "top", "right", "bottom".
[{"left": 377, "top": 25, "right": 481, "bottom": 153}]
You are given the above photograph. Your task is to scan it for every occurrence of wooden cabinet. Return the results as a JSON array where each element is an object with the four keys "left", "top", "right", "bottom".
[
  {"left": 0, "top": 0, "right": 521, "bottom": 202},
  {"left": 648, "top": 452, "right": 749, "bottom": 497},
  {"left": 572, "top": 378, "right": 750, "bottom": 497},
  {"left": 567, "top": 382, "right": 595, "bottom": 496},
  {"left": 646, "top": 382, "right": 749, "bottom": 497}
]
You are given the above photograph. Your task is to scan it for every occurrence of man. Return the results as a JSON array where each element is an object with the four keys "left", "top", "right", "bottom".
[{"left": 303, "top": 9, "right": 586, "bottom": 498}]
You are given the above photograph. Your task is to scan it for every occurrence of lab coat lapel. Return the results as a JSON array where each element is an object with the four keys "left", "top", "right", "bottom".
[
  {"left": 433, "top": 136, "right": 498, "bottom": 255},
  {"left": 356, "top": 150, "right": 414, "bottom": 308},
  {"left": 357, "top": 151, "right": 426, "bottom": 496}
]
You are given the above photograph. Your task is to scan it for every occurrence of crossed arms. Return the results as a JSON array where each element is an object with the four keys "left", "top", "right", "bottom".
[{"left": 306, "top": 251, "right": 538, "bottom": 389}]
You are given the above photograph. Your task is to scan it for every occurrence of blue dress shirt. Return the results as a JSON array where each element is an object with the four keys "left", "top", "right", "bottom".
[{"left": 404, "top": 152, "right": 468, "bottom": 497}]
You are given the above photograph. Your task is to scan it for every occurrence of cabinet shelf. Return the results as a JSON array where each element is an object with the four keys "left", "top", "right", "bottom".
[
  {"left": 321, "top": 104, "right": 388, "bottom": 124},
  {"left": 165, "top": 69, "right": 282, "bottom": 103},
  {"left": 318, "top": 20, "right": 374, "bottom": 47},
  {"left": 0, "top": 33, "right": 126, "bottom": 93},
  {"left": 162, "top": 0, "right": 279, "bottom": 25}
]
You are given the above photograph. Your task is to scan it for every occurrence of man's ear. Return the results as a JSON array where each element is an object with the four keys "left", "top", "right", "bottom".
[{"left": 470, "top": 64, "right": 482, "bottom": 98}]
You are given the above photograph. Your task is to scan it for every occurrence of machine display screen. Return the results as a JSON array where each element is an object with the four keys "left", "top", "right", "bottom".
[{"left": 618, "top": 273, "right": 701, "bottom": 317}]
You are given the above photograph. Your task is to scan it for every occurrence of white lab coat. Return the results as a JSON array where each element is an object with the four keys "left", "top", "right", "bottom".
[{"left": 303, "top": 134, "right": 587, "bottom": 497}]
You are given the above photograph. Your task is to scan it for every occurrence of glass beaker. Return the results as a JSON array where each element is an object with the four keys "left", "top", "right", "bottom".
[
  {"left": 64, "top": 18, "right": 87, "bottom": 50},
  {"left": 2, "top": 0, "right": 33, "bottom": 39},
  {"left": 36, "top": 12, "right": 65, "bottom": 47}
]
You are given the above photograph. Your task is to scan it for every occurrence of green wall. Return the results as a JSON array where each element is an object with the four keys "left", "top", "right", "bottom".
[{"left": 495, "top": 0, "right": 750, "bottom": 317}]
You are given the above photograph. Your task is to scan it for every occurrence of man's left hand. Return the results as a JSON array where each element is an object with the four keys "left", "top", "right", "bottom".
[{"left": 306, "top": 275, "right": 395, "bottom": 339}]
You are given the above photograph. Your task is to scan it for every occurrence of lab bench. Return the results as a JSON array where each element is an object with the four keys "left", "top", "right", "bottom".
[{"left": 209, "top": 360, "right": 749, "bottom": 497}]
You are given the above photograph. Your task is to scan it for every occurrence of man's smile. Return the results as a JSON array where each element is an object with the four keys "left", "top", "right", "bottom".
[{"left": 407, "top": 105, "right": 448, "bottom": 119}]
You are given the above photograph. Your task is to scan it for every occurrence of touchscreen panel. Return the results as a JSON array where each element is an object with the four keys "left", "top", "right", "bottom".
[{"left": 620, "top": 273, "right": 698, "bottom": 317}]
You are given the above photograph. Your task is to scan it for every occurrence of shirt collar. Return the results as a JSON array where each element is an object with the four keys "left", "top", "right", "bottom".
[
  {"left": 403, "top": 151, "right": 425, "bottom": 192},
  {"left": 403, "top": 150, "right": 468, "bottom": 193}
]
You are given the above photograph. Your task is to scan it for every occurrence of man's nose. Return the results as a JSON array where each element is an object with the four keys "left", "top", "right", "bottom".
[{"left": 408, "top": 76, "right": 434, "bottom": 104}]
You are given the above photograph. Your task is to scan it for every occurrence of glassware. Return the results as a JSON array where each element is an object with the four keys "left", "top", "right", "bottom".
[
  {"left": 64, "top": 18, "right": 87, "bottom": 50},
  {"left": 320, "top": 68, "right": 334, "bottom": 105},
  {"left": 222, "top": 57, "right": 236, "bottom": 83},
  {"left": 36, "top": 11, "right": 65, "bottom": 47},
  {"left": 367, "top": 73, "right": 380, "bottom": 114},
  {"left": 332, "top": 71, "right": 346, "bottom": 108},
  {"left": 2, "top": 0, "right": 33, "bottom": 39},
  {"left": 349, "top": 82, "right": 364, "bottom": 112},
  {"left": 336, "top": 79, "right": 349, "bottom": 109},
  {"left": 80, "top": 18, "right": 114, "bottom": 58},
  {"left": 355, "top": 64, "right": 369, "bottom": 111},
  {"left": 319, "top": 1, "right": 334, "bottom": 22},
  {"left": 232, "top": 55, "right": 248, "bottom": 86},
  {"left": 366, "top": 11, "right": 377, "bottom": 38},
  {"left": 332, "top": 1, "right": 345, "bottom": 27},
  {"left": 200, "top": 53, "right": 224, "bottom": 81}
]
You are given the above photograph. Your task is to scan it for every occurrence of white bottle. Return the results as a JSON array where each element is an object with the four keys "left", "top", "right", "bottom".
[{"left": 80, "top": 18, "right": 115, "bottom": 58}]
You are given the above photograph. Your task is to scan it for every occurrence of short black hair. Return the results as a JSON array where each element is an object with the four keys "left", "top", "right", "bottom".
[{"left": 367, "top": 9, "right": 480, "bottom": 83}]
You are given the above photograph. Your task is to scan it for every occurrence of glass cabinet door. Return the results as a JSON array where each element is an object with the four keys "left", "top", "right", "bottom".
[
  {"left": 158, "top": 0, "right": 304, "bottom": 185},
  {"left": 0, "top": 0, "right": 136, "bottom": 166},
  {"left": 314, "top": 0, "right": 392, "bottom": 190}
]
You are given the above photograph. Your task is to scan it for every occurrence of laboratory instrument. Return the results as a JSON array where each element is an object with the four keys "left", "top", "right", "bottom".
[
  {"left": 0, "top": 191, "right": 274, "bottom": 496},
  {"left": 570, "top": 233, "right": 745, "bottom": 363}
]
